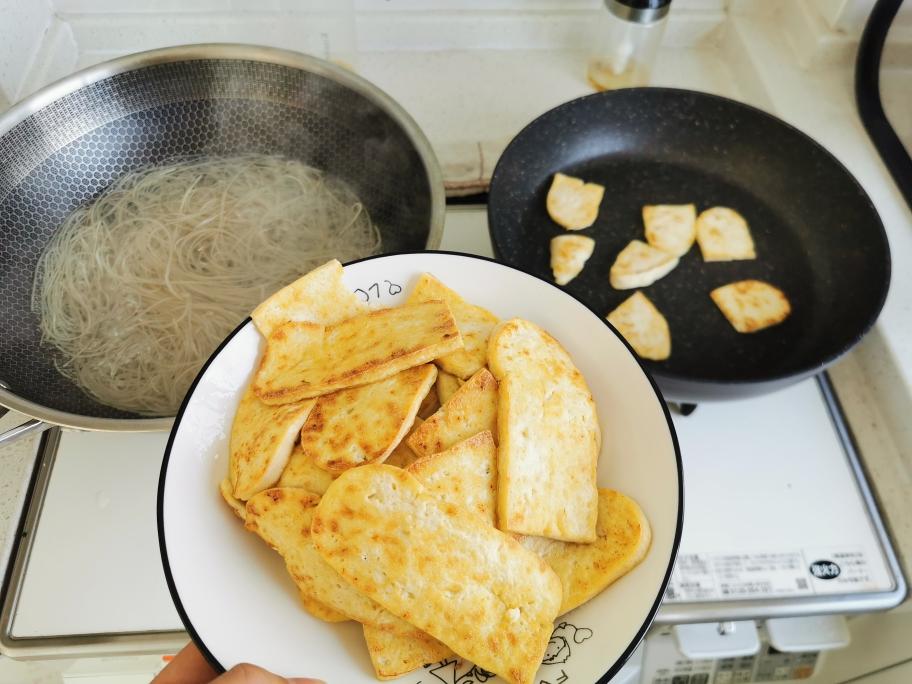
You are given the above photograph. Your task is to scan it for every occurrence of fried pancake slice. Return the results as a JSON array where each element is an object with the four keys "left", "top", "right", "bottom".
[
  {"left": 408, "top": 368, "right": 498, "bottom": 458},
  {"left": 606, "top": 291, "right": 671, "bottom": 361},
  {"left": 405, "top": 273, "right": 499, "bottom": 379},
  {"left": 416, "top": 384, "right": 440, "bottom": 419},
  {"left": 276, "top": 443, "right": 337, "bottom": 495},
  {"left": 251, "top": 259, "right": 366, "bottom": 336},
  {"left": 711, "top": 279, "right": 791, "bottom": 332},
  {"left": 245, "top": 487, "right": 445, "bottom": 647},
  {"left": 435, "top": 369, "right": 462, "bottom": 405},
  {"left": 245, "top": 488, "right": 384, "bottom": 624},
  {"left": 546, "top": 172, "right": 605, "bottom": 230},
  {"left": 696, "top": 207, "right": 756, "bottom": 261},
  {"left": 301, "top": 364, "right": 437, "bottom": 473},
  {"left": 519, "top": 489, "right": 651, "bottom": 614},
  {"left": 643, "top": 204, "right": 697, "bottom": 257},
  {"left": 488, "top": 319, "right": 599, "bottom": 543},
  {"left": 219, "top": 478, "right": 247, "bottom": 521},
  {"left": 253, "top": 300, "right": 462, "bottom": 404},
  {"left": 299, "top": 591, "right": 350, "bottom": 623},
  {"left": 362, "top": 623, "right": 454, "bottom": 681},
  {"left": 312, "top": 466, "right": 561, "bottom": 684},
  {"left": 550, "top": 235, "right": 595, "bottom": 286},
  {"left": 385, "top": 417, "right": 424, "bottom": 469},
  {"left": 228, "top": 384, "right": 315, "bottom": 500},
  {"left": 609, "top": 240, "right": 679, "bottom": 290},
  {"left": 407, "top": 431, "right": 497, "bottom": 525}
]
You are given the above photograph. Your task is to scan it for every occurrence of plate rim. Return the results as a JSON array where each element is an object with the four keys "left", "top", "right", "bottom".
[{"left": 156, "top": 249, "right": 684, "bottom": 682}]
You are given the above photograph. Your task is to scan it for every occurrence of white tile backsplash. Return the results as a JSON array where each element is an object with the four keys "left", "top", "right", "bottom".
[
  {"left": 52, "top": 0, "right": 349, "bottom": 11},
  {"left": 0, "top": 0, "right": 53, "bottom": 102},
  {"left": 52, "top": 0, "right": 725, "bottom": 12},
  {"left": 49, "top": 5, "right": 724, "bottom": 68},
  {"left": 354, "top": 0, "right": 602, "bottom": 10},
  {"left": 812, "top": 0, "right": 912, "bottom": 35},
  {"left": 62, "top": 12, "right": 357, "bottom": 63}
]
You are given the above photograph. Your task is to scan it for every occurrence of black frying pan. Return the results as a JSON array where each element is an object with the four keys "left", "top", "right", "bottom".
[{"left": 488, "top": 88, "right": 890, "bottom": 401}]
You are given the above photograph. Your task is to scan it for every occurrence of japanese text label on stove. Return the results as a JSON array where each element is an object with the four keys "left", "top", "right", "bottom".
[{"left": 664, "top": 547, "right": 884, "bottom": 601}]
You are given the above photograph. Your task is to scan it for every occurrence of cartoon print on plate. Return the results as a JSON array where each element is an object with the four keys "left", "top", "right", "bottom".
[
  {"left": 416, "top": 622, "right": 593, "bottom": 683},
  {"left": 542, "top": 622, "right": 594, "bottom": 666},
  {"left": 423, "top": 660, "right": 495, "bottom": 684}
]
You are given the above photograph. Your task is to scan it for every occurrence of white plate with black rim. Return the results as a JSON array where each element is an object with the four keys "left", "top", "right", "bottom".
[{"left": 158, "top": 251, "right": 682, "bottom": 684}]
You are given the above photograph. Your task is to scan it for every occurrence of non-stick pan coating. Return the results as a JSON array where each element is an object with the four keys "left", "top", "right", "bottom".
[{"left": 488, "top": 89, "right": 890, "bottom": 401}]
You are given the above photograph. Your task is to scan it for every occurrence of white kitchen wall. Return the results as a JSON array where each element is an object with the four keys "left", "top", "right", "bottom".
[
  {"left": 3, "top": 2, "right": 909, "bottom": 108},
  {"left": 813, "top": 0, "right": 912, "bottom": 34},
  {"left": 50, "top": 0, "right": 727, "bottom": 12},
  {"left": 4, "top": 1, "right": 908, "bottom": 108},
  {"left": 47, "top": 0, "right": 727, "bottom": 53},
  {"left": 0, "top": 0, "right": 732, "bottom": 101},
  {"left": 0, "top": 0, "right": 53, "bottom": 106}
]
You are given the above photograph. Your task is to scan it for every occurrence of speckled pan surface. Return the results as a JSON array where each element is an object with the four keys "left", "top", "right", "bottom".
[
  {"left": 158, "top": 252, "right": 682, "bottom": 684},
  {"left": 488, "top": 88, "right": 891, "bottom": 401}
]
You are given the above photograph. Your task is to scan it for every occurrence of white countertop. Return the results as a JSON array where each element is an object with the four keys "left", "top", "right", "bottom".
[{"left": 0, "top": 411, "right": 40, "bottom": 583}]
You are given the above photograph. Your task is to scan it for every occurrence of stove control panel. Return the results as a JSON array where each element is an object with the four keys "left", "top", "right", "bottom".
[{"left": 642, "top": 626, "right": 821, "bottom": 683}]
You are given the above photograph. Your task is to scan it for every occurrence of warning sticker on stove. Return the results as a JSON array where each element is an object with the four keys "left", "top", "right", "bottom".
[
  {"left": 665, "top": 552, "right": 813, "bottom": 601},
  {"left": 665, "top": 547, "right": 883, "bottom": 601},
  {"left": 803, "top": 548, "right": 879, "bottom": 594}
]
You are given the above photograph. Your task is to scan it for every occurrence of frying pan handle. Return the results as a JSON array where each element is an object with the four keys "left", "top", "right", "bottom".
[{"left": 0, "top": 407, "right": 53, "bottom": 448}]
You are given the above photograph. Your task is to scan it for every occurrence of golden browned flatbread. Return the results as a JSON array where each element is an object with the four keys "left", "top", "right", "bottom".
[
  {"left": 247, "top": 487, "right": 454, "bottom": 679},
  {"left": 488, "top": 319, "right": 599, "bottom": 543},
  {"left": 405, "top": 273, "right": 499, "bottom": 379},
  {"left": 695, "top": 207, "right": 756, "bottom": 261},
  {"left": 253, "top": 300, "right": 462, "bottom": 404},
  {"left": 228, "top": 384, "right": 315, "bottom": 500},
  {"left": 519, "top": 489, "right": 651, "bottom": 614},
  {"left": 218, "top": 478, "right": 247, "bottom": 521},
  {"left": 276, "top": 443, "right": 337, "bottom": 495},
  {"left": 643, "top": 204, "right": 697, "bottom": 257},
  {"left": 312, "top": 466, "right": 561, "bottom": 684},
  {"left": 362, "top": 623, "right": 454, "bottom": 681},
  {"left": 246, "top": 488, "right": 382, "bottom": 625},
  {"left": 382, "top": 431, "right": 498, "bottom": 677},
  {"left": 550, "top": 235, "right": 595, "bottom": 286},
  {"left": 546, "top": 172, "right": 605, "bottom": 231},
  {"left": 301, "top": 365, "right": 437, "bottom": 473},
  {"left": 609, "top": 239, "right": 679, "bottom": 290},
  {"left": 435, "top": 369, "right": 462, "bottom": 405},
  {"left": 384, "top": 418, "right": 424, "bottom": 469},
  {"left": 299, "top": 591, "right": 350, "bottom": 623},
  {"left": 251, "top": 259, "right": 366, "bottom": 336},
  {"left": 416, "top": 384, "right": 440, "bottom": 419},
  {"left": 246, "top": 487, "right": 441, "bottom": 638},
  {"left": 407, "top": 368, "right": 498, "bottom": 458},
  {"left": 606, "top": 291, "right": 671, "bottom": 361},
  {"left": 407, "top": 431, "right": 497, "bottom": 525},
  {"left": 710, "top": 279, "right": 791, "bottom": 332}
]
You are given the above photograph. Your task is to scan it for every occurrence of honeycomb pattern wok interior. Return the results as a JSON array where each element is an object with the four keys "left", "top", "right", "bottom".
[{"left": 0, "top": 58, "right": 434, "bottom": 419}]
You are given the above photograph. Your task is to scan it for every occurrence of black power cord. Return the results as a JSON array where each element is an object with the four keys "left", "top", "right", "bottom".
[{"left": 855, "top": 0, "right": 912, "bottom": 210}]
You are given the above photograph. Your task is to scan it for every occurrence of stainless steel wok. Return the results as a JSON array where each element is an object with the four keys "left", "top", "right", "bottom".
[{"left": 0, "top": 44, "right": 445, "bottom": 445}]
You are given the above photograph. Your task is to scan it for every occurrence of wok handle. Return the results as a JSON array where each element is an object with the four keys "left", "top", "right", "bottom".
[{"left": 0, "top": 408, "right": 53, "bottom": 447}]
